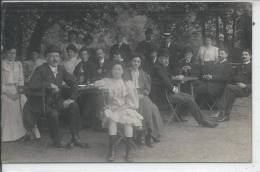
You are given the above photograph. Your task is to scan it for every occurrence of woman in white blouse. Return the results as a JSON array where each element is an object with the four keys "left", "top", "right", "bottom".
[
  {"left": 197, "top": 36, "right": 219, "bottom": 65},
  {"left": 1, "top": 47, "right": 26, "bottom": 142}
]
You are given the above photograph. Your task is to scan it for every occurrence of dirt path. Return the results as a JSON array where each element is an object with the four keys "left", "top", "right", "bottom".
[{"left": 1, "top": 97, "right": 251, "bottom": 163}]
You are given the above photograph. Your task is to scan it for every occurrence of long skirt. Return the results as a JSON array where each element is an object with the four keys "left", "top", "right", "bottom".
[
  {"left": 1, "top": 86, "right": 26, "bottom": 142},
  {"left": 138, "top": 96, "right": 163, "bottom": 138}
]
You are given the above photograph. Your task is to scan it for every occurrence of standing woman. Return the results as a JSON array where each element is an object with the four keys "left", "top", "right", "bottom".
[
  {"left": 94, "top": 62, "right": 143, "bottom": 162},
  {"left": 1, "top": 47, "right": 27, "bottom": 142},
  {"left": 197, "top": 36, "right": 219, "bottom": 66},
  {"left": 124, "top": 54, "right": 163, "bottom": 148}
]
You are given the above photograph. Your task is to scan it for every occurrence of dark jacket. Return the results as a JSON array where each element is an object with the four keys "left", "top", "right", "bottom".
[
  {"left": 176, "top": 58, "right": 200, "bottom": 77},
  {"left": 26, "top": 63, "right": 78, "bottom": 111},
  {"left": 159, "top": 42, "right": 182, "bottom": 74},
  {"left": 123, "top": 68, "right": 151, "bottom": 96},
  {"left": 200, "top": 60, "right": 233, "bottom": 96},
  {"left": 232, "top": 62, "right": 252, "bottom": 93},
  {"left": 150, "top": 62, "right": 176, "bottom": 106},
  {"left": 91, "top": 59, "right": 111, "bottom": 80},
  {"left": 109, "top": 43, "right": 132, "bottom": 63},
  {"left": 136, "top": 40, "right": 156, "bottom": 59},
  {"left": 74, "top": 61, "right": 96, "bottom": 83}
]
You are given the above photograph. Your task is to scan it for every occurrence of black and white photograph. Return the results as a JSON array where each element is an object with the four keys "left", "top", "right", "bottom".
[{"left": 1, "top": 0, "right": 255, "bottom": 168}]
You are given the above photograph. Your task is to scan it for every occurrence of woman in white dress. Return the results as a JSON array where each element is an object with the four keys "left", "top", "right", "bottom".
[
  {"left": 94, "top": 62, "right": 143, "bottom": 162},
  {"left": 1, "top": 47, "right": 26, "bottom": 142}
]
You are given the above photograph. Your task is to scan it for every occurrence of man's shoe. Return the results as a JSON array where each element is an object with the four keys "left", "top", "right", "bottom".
[
  {"left": 201, "top": 121, "right": 218, "bottom": 128},
  {"left": 74, "top": 141, "right": 90, "bottom": 149},
  {"left": 217, "top": 115, "right": 230, "bottom": 122},
  {"left": 53, "top": 141, "right": 67, "bottom": 148},
  {"left": 151, "top": 136, "right": 160, "bottom": 143}
]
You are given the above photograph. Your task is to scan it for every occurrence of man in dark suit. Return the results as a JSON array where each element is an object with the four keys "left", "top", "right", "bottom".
[
  {"left": 150, "top": 49, "right": 217, "bottom": 128},
  {"left": 74, "top": 47, "right": 96, "bottom": 128},
  {"left": 176, "top": 48, "right": 200, "bottom": 77},
  {"left": 135, "top": 28, "right": 157, "bottom": 72},
  {"left": 109, "top": 33, "right": 132, "bottom": 64},
  {"left": 93, "top": 48, "right": 110, "bottom": 80},
  {"left": 194, "top": 48, "right": 233, "bottom": 99},
  {"left": 174, "top": 48, "right": 201, "bottom": 95},
  {"left": 215, "top": 50, "right": 252, "bottom": 122},
  {"left": 23, "top": 45, "right": 89, "bottom": 148},
  {"left": 159, "top": 32, "right": 182, "bottom": 75}
]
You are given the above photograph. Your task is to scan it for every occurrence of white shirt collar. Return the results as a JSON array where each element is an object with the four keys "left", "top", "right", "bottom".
[
  {"left": 243, "top": 60, "right": 250, "bottom": 65},
  {"left": 167, "top": 42, "right": 171, "bottom": 48},
  {"left": 49, "top": 65, "right": 58, "bottom": 77},
  {"left": 219, "top": 59, "right": 227, "bottom": 64}
]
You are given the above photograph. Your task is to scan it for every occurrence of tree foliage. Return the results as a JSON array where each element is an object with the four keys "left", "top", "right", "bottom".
[{"left": 2, "top": 2, "right": 252, "bottom": 61}]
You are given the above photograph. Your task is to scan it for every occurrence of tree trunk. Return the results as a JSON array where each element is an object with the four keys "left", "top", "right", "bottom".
[
  {"left": 215, "top": 16, "right": 219, "bottom": 45},
  {"left": 16, "top": 16, "right": 24, "bottom": 60},
  {"left": 231, "top": 16, "right": 236, "bottom": 49},
  {"left": 222, "top": 17, "right": 228, "bottom": 48},
  {"left": 200, "top": 15, "right": 206, "bottom": 40}
]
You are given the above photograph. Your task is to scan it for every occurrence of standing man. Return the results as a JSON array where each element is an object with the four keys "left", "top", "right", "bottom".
[
  {"left": 159, "top": 31, "right": 182, "bottom": 74},
  {"left": 215, "top": 50, "right": 252, "bottom": 122},
  {"left": 136, "top": 28, "right": 157, "bottom": 72},
  {"left": 109, "top": 33, "right": 132, "bottom": 64},
  {"left": 23, "top": 45, "right": 89, "bottom": 148},
  {"left": 150, "top": 49, "right": 218, "bottom": 128}
]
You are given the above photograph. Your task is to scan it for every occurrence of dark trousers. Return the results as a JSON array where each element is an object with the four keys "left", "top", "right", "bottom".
[
  {"left": 23, "top": 101, "right": 81, "bottom": 144},
  {"left": 78, "top": 91, "right": 104, "bottom": 129},
  {"left": 218, "top": 84, "right": 250, "bottom": 116},
  {"left": 169, "top": 92, "right": 209, "bottom": 125},
  {"left": 194, "top": 81, "right": 224, "bottom": 97}
]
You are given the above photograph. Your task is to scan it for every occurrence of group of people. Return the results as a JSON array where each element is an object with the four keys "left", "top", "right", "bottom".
[{"left": 1, "top": 28, "right": 252, "bottom": 162}]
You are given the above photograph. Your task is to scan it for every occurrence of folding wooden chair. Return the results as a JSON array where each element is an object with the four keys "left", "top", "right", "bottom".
[
  {"left": 164, "top": 90, "right": 183, "bottom": 126},
  {"left": 199, "top": 94, "right": 218, "bottom": 112}
]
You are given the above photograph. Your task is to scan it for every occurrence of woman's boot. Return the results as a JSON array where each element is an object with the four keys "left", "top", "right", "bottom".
[
  {"left": 107, "top": 135, "right": 116, "bottom": 162},
  {"left": 125, "top": 137, "right": 134, "bottom": 162},
  {"left": 135, "top": 129, "right": 144, "bottom": 145},
  {"left": 145, "top": 128, "right": 153, "bottom": 148}
]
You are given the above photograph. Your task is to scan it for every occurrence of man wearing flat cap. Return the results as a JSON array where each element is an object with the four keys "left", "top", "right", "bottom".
[
  {"left": 136, "top": 28, "right": 157, "bottom": 72},
  {"left": 23, "top": 45, "right": 89, "bottom": 148},
  {"left": 159, "top": 31, "right": 182, "bottom": 75},
  {"left": 150, "top": 48, "right": 218, "bottom": 128}
]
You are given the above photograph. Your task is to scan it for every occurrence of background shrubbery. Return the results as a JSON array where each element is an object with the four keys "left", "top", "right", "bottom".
[{"left": 2, "top": 2, "right": 252, "bottom": 61}]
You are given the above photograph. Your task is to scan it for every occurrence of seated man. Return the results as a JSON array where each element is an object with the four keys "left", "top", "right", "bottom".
[
  {"left": 23, "top": 45, "right": 89, "bottom": 148},
  {"left": 215, "top": 50, "right": 252, "bottom": 122},
  {"left": 150, "top": 49, "right": 217, "bottom": 128},
  {"left": 176, "top": 48, "right": 200, "bottom": 77},
  {"left": 175, "top": 48, "right": 200, "bottom": 94},
  {"left": 194, "top": 48, "right": 233, "bottom": 101}
]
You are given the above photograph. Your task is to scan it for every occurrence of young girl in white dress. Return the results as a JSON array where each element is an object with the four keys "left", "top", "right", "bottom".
[
  {"left": 94, "top": 62, "right": 143, "bottom": 162},
  {"left": 1, "top": 47, "right": 26, "bottom": 142}
]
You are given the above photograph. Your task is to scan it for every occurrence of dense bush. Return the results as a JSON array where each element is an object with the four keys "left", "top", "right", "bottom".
[{"left": 2, "top": 2, "right": 252, "bottom": 61}]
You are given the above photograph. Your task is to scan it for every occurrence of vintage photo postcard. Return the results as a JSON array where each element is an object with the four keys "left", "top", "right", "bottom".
[{"left": 1, "top": 1, "right": 257, "bottom": 171}]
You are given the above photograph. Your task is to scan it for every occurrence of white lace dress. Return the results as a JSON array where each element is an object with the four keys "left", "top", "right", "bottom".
[{"left": 95, "top": 78, "right": 143, "bottom": 127}]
